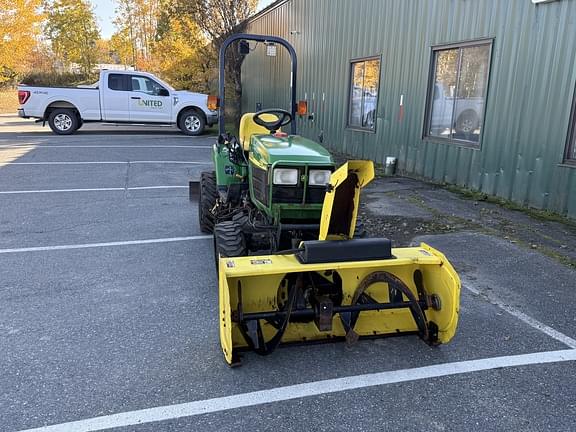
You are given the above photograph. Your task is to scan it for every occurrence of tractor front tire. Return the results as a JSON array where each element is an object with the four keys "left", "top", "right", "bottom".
[
  {"left": 213, "top": 221, "right": 246, "bottom": 269},
  {"left": 199, "top": 171, "right": 217, "bottom": 233}
]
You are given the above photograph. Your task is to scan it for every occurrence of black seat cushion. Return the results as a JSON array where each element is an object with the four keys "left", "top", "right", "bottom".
[{"left": 296, "top": 238, "right": 393, "bottom": 264}]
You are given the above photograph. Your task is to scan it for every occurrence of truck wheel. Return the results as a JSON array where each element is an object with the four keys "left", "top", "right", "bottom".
[
  {"left": 213, "top": 221, "right": 246, "bottom": 269},
  {"left": 179, "top": 109, "right": 205, "bottom": 136},
  {"left": 199, "top": 171, "right": 217, "bottom": 233},
  {"left": 455, "top": 110, "right": 479, "bottom": 135},
  {"left": 48, "top": 109, "right": 79, "bottom": 135}
]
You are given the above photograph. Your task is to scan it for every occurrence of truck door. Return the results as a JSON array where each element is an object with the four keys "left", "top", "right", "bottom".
[
  {"left": 102, "top": 73, "right": 131, "bottom": 121},
  {"left": 128, "top": 75, "right": 172, "bottom": 123}
]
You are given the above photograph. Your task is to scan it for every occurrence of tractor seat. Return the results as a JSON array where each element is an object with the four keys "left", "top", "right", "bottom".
[{"left": 239, "top": 112, "right": 280, "bottom": 151}]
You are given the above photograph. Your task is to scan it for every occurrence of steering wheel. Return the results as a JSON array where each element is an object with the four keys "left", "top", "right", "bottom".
[{"left": 253, "top": 109, "right": 292, "bottom": 133}]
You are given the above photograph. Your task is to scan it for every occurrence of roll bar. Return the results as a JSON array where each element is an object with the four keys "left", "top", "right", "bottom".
[{"left": 218, "top": 33, "right": 298, "bottom": 136}]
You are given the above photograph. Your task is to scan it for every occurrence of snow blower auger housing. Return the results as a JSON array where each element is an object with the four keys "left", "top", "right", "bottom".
[{"left": 218, "top": 161, "right": 461, "bottom": 366}]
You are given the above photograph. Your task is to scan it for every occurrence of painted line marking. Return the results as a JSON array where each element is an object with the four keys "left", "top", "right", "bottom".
[
  {"left": 0, "top": 145, "right": 212, "bottom": 149},
  {"left": 0, "top": 235, "right": 211, "bottom": 254},
  {"left": 16, "top": 349, "right": 576, "bottom": 432},
  {"left": 464, "top": 281, "right": 576, "bottom": 349},
  {"left": 14, "top": 134, "right": 218, "bottom": 139},
  {"left": 0, "top": 186, "right": 189, "bottom": 195},
  {"left": 0, "top": 161, "right": 209, "bottom": 165}
]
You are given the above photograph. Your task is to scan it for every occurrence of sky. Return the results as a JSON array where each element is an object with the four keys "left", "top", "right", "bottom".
[{"left": 92, "top": 0, "right": 276, "bottom": 39}]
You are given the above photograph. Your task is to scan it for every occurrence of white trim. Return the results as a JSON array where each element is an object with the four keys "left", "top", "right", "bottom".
[
  {"left": 16, "top": 349, "right": 576, "bottom": 432},
  {"left": 248, "top": 0, "right": 290, "bottom": 23}
]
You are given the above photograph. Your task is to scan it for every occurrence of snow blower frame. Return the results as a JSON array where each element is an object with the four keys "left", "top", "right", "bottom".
[{"left": 218, "top": 161, "right": 460, "bottom": 366}]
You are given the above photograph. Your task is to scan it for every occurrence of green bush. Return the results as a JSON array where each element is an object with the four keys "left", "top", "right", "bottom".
[{"left": 18, "top": 72, "right": 99, "bottom": 87}]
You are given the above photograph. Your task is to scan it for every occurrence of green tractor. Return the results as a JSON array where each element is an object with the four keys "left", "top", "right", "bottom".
[
  {"left": 197, "top": 34, "right": 362, "bottom": 259},
  {"left": 194, "top": 34, "right": 461, "bottom": 366}
]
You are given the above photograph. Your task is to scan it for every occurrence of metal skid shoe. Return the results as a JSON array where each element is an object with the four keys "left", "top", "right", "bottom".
[{"left": 218, "top": 160, "right": 460, "bottom": 366}]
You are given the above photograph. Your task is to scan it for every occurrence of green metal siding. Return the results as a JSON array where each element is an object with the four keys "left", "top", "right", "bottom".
[{"left": 241, "top": 0, "right": 576, "bottom": 218}]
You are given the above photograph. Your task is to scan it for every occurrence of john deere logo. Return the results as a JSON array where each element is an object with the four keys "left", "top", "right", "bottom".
[{"left": 138, "top": 100, "right": 163, "bottom": 108}]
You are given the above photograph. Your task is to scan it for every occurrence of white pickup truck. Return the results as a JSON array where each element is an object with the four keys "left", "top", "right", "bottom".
[{"left": 17, "top": 70, "right": 217, "bottom": 135}]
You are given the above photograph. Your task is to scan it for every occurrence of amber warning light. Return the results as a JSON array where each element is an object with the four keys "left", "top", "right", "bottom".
[
  {"left": 207, "top": 95, "right": 219, "bottom": 111},
  {"left": 297, "top": 100, "right": 308, "bottom": 116}
]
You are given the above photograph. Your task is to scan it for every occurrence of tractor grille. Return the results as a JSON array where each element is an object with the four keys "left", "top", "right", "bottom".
[
  {"left": 272, "top": 185, "right": 304, "bottom": 203},
  {"left": 251, "top": 163, "right": 332, "bottom": 205},
  {"left": 306, "top": 187, "right": 326, "bottom": 204},
  {"left": 252, "top": 163, "right": 268, "bottom": 205}
]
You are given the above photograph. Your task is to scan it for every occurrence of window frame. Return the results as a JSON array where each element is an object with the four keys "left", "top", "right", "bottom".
[
  {"left": 107, "top": 74, "right": 130, "bottom": 92},
  {"left": 129, "top": 74, "right": 167, "bottom": 96},
  {"left": 563, "top": 84, "right": 576, "bottom": 165},
  {"left": 346, "top": 55, "right": 382, "bottom": 133},
  {"left": 423, "top": 38, "right": 494, "bottom": 148}
]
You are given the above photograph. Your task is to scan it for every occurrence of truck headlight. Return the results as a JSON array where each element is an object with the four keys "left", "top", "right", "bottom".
[
  {"left": 273, "top": 168, "right": 298, "bottom": 185},
  {"left": 309, "top": 169, "right": 331, "bottom": 186}
]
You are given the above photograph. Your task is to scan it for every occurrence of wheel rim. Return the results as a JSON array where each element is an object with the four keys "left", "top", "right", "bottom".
[
  {"left": 459, "top": 118, "right": 475, "bottom": 133},
  {"left": 54, "top": 113, "right": 72, "bottom": 131},
  {"left": 184, "top": 115, "right": 201, "bottom": 132}
]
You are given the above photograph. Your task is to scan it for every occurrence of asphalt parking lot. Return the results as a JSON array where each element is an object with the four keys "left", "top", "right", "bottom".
[{"left": 1, "top": 116, "right": 575, "bottom": 432}]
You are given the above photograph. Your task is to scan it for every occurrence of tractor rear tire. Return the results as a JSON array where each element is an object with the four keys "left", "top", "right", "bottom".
[
  {"left": 213, "top": 221, "right": 247, "bottom": 269},
  {"left": 199, "top": 171, "right": 217, "bottom": 233}
]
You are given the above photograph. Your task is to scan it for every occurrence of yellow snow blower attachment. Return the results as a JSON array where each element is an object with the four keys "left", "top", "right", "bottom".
[{"left": 218, "top": 161, "right": 460, "bottom": 366}]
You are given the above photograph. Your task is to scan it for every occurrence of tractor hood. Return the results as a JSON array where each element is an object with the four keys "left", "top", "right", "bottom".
[{"left": 250, "top": 134, "right": 333, "bottom": 166}]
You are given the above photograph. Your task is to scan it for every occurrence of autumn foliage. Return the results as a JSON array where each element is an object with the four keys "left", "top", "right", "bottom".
[
  {"left": 0, "top": 0, "right": 44, "bottom": 85},
  {"left": 0, "top": 0, "right": 259, "bottom": 97}
]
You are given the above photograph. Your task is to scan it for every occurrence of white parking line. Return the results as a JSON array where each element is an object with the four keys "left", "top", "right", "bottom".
[
  {"left": 16, "top": 349, "right": 576, "bottom": 432},
  {"left": 464, "top": 281, "right": 576, "bottom": 349},
  {"left": 2, "top": 161, "right": 209, "bottom": 165},
  {"left": 0, "top": 186, "right": 189, "bottom": 195},
  {"left": 0, "top": 145, "right": 212, "bottom": 149},
  {"left": 15, "top": 135, "right": 217, "bottom": 139},
  {"left": 0, "top": 236, "right": 211, "bottom": 254}
]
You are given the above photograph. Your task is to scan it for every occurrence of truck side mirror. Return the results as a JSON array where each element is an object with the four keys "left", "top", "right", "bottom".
[{"left": 158, "top": 88, "right": 170, "bottom": 97}]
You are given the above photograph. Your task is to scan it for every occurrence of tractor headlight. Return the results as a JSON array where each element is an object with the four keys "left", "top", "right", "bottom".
[
  {"left": 273, "top": 168, "right": 299, "bottom": 185},
  {"left": 309, "top": 169, "right": 331, "bottom": 186}
]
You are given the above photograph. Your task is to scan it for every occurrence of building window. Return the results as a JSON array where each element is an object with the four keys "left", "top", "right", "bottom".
[
  {"left": 424, "top": 40, "right": 492, "bottom": 146},
  {"left": 566, "top": 87, "right": 576, "bottom": 163},
  {"left": 348, "top": 57, "right": 380, "bottom": 131}
]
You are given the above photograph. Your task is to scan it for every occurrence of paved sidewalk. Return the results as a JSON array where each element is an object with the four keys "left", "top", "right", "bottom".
[{"left": 361, "top": 176, "right": 576, "bottom": 269}]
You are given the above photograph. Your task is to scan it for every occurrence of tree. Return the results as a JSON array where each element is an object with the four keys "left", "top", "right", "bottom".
[
  {"left": 0, "top": 0, "right": 44, "bottom": 84},
  {"left": 173, "top": 0, "right": 259, "bottom": 120},
  {"left": 153, "top": 17, "right": 215, "bottom": 92},
  {"left": 44, "top": 0, "right": 101, "bottom": 74},
  {"left": 95, "top": 39, "right": 115, "bottom": 65},
  {"left": 109, "top": 29, "right": 134, "bottom": 67},
  {"left": 113, "top": 0, "right": 161, "bottom": 70}
]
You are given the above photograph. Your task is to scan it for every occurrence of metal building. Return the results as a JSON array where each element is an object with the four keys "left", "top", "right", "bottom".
[{"left": 240, "top": 0, "right": 576, "bottom": 218}]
